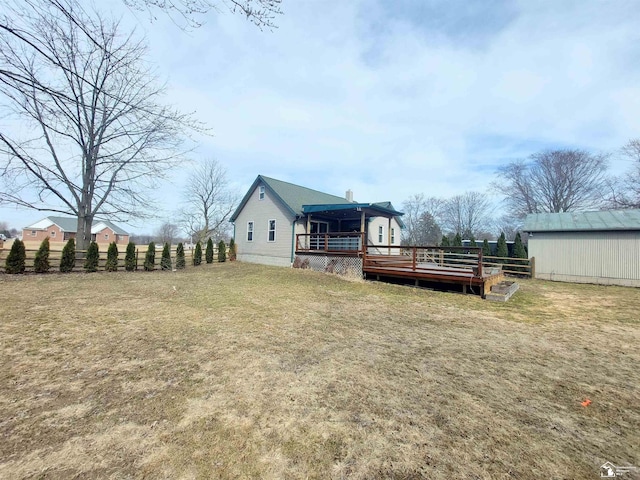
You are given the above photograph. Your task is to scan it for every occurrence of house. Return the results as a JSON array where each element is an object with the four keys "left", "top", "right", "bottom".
[
  {"left": 23, "top": 216, "right": 129, "bottom": 247},
  {"left": 230, "top": 175, "right": 404, "bottom": 267},
  {"left": 523, "top": 209, "right": 640, "bottom": 287}
]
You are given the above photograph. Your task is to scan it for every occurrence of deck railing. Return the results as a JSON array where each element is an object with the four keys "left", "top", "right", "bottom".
[
  {"left": 363, "top": 246, "right": 534, "bottom": 278},
  {"left": 364, "top": 246, "right": 488, "bottom": 277},
  {"left": 295, "top": 232, "right": 365, "bottom": 254}
]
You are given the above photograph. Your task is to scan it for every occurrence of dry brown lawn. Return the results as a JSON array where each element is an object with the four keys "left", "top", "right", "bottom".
[{"left": 1, "top": 263, "right": 639, "bottom": 479}]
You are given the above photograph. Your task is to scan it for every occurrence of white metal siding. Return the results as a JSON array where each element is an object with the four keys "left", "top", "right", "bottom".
[
  {"left": 234, "top": 183, "right": 295, "bottom": 266},
  {"left": 529, "top": 231, "right": 640, "bottom": 287},
  {"left": 368, "top": 217, "right": 401, "bottom": 246}
]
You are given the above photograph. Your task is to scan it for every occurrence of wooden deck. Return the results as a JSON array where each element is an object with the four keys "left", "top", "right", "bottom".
[
  {"left": 295, "top": 234, "right": 506, "bottom": 297},
  {"left": 363, "top": 254, "right": 504, "bottom": 297}
]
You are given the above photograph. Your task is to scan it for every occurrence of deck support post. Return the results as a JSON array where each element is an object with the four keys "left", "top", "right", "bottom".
[{"left": 388, "top": 217, "right": 392, "bottom": 255}]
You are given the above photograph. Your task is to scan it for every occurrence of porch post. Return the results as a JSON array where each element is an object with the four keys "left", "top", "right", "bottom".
[
  {"left": 360, "top": 210, "right": 366, "bottom": 253},
  {"left": 306, "top": 215, "right": 311, "bottom": 249},
  {"left": 388, "top": 217, "right": 392, "bottom": 255}
]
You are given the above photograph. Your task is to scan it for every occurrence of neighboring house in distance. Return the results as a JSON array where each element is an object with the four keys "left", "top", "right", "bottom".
[
  {"left": 230, "top": 175, "right": 404, "bottom": 267},
  {"left": 23, "top": 216, "right": 129, "bottom": 246},
  {"left": 524, "top": 209, "right": 640, "bottom": 287}
]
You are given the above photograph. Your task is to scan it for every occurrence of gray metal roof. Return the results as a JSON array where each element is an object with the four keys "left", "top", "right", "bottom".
[
  {"left": 26, "top": 216, "right": 128, "bottom": 235},
  {"left": 524, "top": 209, "right": 640, "bottom": 232}
]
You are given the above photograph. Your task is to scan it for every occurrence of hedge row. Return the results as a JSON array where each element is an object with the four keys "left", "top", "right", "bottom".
[{"left": 3, "top": 238, "right": 237, "bottom": 274}]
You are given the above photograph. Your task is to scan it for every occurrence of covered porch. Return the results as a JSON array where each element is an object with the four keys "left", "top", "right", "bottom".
[{"left": 295, "top": 202, "right": 402, "bottom": 254}]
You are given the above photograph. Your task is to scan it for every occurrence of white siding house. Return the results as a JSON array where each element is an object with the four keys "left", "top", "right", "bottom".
[
  {"left": 230, "top": 175, "right": 404, "bottom": 267},
  {"left": 524, "top": 210, "right": 640, "bottom": 287}
]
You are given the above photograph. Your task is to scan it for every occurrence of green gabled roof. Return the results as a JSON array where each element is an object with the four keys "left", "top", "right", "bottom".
[
  {"left": 524, "top": 209, "right": 640, "bottom": 232},
  {"left": 262, "top": 176, "right": 351, "bottom": 215},
  {"left": 231, "top": 175, "right": 352, "bottom": 221}
]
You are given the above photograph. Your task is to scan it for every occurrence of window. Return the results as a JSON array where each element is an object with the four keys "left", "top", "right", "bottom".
[
  {"left": 104, "top": 234, "right": 109, "bottom": 240},
  {"left": 268, "top": 219, "right": 276, "bottom": 242},
  {"left": 378, "top": 225, "right": 383, "bottom": 243},
  {"left": 247, "top": 221, "right": 254, "bottom": 241},
  {"left": 50, "top": 231, "right": 56, "bottom": 238},
  {"left": 31, "top": 230, "right": 36, "bottom": 237},
  {"left": 259, "top": 185, "right": 265, "bottom": 200},
  {"left": 391, "top": 227, "right": 395, "bottom": 244}
]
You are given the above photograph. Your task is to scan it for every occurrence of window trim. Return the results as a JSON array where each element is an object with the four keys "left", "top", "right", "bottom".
[
  {"left": 247, "top": 221, "right": 254, "bottom": 242},
  {"left": 268, "top": 219, "right": 276, "bottom": 242},
  {"left": 391, "top": 227, "right": 395, "bottom": 244},
  {"left": 378, "top": 225, "right": 384, "bottom": 243},
  {"left": 259, "top": 185, "right": 265, "bottom": 201}
]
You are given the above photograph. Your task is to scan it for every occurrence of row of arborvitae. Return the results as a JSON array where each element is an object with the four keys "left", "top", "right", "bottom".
[
  {"left": 4, "top": 237, "right": 237, "bottom": 274},
  {"left": 190, "top": 238, "right": 236, "bottom": 267},
  {"left": 440, "top": 232, "right": 528, "bottom": 260}
]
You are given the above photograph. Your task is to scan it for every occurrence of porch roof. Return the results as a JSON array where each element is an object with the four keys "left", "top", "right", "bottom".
[{"left": 302, "top": 203, "right": 403, "bottom": 217}]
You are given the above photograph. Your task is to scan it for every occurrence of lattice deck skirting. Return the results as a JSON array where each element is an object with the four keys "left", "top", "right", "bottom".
[{"left": 293, "top": 254, "right": 363, "bottom": 278}]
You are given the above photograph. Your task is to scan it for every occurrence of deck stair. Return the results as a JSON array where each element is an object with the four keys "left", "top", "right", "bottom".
[{"left": 485, "top": 281, "right": 519, "bottom": 302}]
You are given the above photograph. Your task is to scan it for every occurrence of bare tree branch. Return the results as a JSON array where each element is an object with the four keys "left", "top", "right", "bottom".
[
  {"left": 123, "top": 0, "right": 283, "bottom": 30},
  {"left": 441, "top": 191, "right": 491, "bottom": 237},
  {"left": 0, "top": 0, "right": 204, "bottom": 250},
  {"left": 400, "top": 193, "right": 443, "bottom": 246},
  {"left": 607, "top": 139, "right": 640, "bottom": 209},
  {"left": 494, "top": 149, "right": 610, "bottom": 217},
  {"left": 179, "top": 158, "right": 238, "bottom": 244}
]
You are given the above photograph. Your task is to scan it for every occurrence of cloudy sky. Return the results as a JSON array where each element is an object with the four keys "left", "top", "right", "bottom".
[{"left": 2, "top": 0, "right": 640, "bottom": 233}]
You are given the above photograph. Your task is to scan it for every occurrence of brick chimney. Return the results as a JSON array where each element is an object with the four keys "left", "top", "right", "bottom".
[{"left": 345, "top": 189, "right": 353, "bottom": 202}]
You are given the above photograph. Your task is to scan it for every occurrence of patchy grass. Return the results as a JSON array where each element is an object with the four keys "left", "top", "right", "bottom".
[{"left": 1, "top": 263, "right": 639, "bottom": 479}]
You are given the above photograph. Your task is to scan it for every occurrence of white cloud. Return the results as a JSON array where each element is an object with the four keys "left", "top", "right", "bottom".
[{"left": 2, "top": 0, "right": 639, "bottom": 233}]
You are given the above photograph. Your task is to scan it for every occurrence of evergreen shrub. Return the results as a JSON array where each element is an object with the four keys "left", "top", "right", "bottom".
[
  {"left": 34, "top": 237, "right": 51, "bottom": 273},
  {"left": 482, "top": 239, "right": 491, "bottom": 257},
  {"left": 60, "top": 238, "right": 76, "bottom": 272},
  {"left": 228, "top": 238, "right": 237, "bottom": 261},
  {"left": 125, "top": 242, "right": 137, "bottom": 271},
  {"left": 176, "top": 243, "right": 186, "bottom": 269},
  {"left": 496, "top": 232, "right": 508, "bottom": 259},
  {"left": 144, "top": 242, "right": 156, "bottom": 271},
  {"left": 217, "top": 240, "right": 226, "bottom": 262},
  {"left": 193, "top": 242, "right": 202, "bottom": 266},
  {"left": 161, "top": 242, "right": 172, "bottom": 270},
  {"left": 5, "top": 239, "right": 26, "bottom": 274},
  {"left": 84, "top": 241, "right": 100, "bottom": 272},
  {"left": 205, "top": 238, "right": 214, "bottom": 264},
  {"left": 105, "top": 242, "right": 119, "bottom": 271}
]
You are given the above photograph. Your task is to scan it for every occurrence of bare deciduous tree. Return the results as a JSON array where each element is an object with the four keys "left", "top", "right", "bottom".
[
  {"left": 124, "top": 0, "right": 283, "bottom": 29},
  {"left": 495, "top": 149, "right": 609, "bottom": 217},
  {"left": 0, "top": 0, "right": 202, "bottom": 251},
  {"left": 441, "top": 191, "right": 491, "bottom": 238},
  {"left": 180, "top": 159, "right": 238, "bottom": 244},
  {"left": 156, "top": 222, "right": 180, "bottom": 245},
  {"left": 401, "top": 194, "right": 443, "bottom": 245},
  {"left": 607, "top": 139, "right": 640, "bottom": 209}
]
